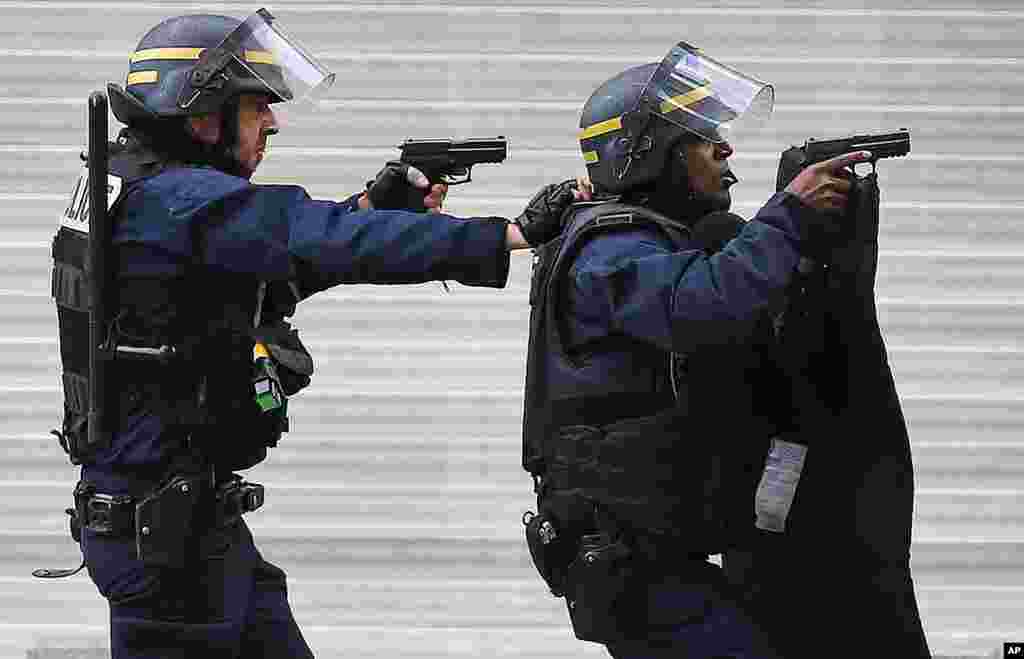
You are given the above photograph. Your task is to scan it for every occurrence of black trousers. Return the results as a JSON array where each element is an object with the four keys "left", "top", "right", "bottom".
[
  {"left": 82, "top": 518, "right": 313, "bottom": 659},
  {"left": 585, "top": 560, "right": 785, "bottom": 659},
  {"left": 724, "top": 540, "right": 931, "bottom": 659}
]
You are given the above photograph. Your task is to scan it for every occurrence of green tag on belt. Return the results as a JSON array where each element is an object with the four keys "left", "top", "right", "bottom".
[{"left": 253, "top": 342, "right": 285, "bottom": 412}]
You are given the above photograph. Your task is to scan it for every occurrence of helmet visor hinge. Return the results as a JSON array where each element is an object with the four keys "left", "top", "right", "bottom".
[
  {"left": 615, "top": 108, "right": 656, "bottom": 179},
  {"left": 178, "top": 47, "right": 235, "bottom": 109}
]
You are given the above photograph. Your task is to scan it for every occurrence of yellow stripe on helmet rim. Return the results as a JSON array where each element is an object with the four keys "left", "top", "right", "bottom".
[
  {"left": 126, "top": 70, "right": 158, "bottom": 85},
  {"left": 130, "top": 47, "right": 203, "bottom": 63},
  {"left": 130, "top": 48, "right": 276, "bottom": 65},
  {"left": 578, "top": 116, "right": 623, "bottom": 141},
  {"left": 242, "top": 50, "right": 276, "bottom": 65}
]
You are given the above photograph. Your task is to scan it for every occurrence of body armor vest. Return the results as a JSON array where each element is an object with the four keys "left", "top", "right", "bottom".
[
  {"left": 522, "top": 201, "right": 785, "bottom": 553},
  {"left": 51, "top": 137, "right": 312, "bottom": 469}
]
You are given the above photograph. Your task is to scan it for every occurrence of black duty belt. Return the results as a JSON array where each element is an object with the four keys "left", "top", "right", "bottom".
[
  {"left": 73, "top": 476, "right": 265, "bottom": 538},
  {"left": 32, "top": 475, "right": 266, "bottom": 579}
]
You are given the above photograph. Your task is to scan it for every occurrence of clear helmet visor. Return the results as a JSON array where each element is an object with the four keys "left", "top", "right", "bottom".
[
  {"left": 638, "top": 42, "right": 774, "bottom": 144},
  {"left": 219, "top": 8, "right": 335, "bottom": 105}
]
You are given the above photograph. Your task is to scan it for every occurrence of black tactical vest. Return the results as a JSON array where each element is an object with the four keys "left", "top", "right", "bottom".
[
  {"left": 51, "top": 139, "right": 133, "bottom": 464},
  {"left": 51, "top": 136, "right": 312, "bottom": 469},
  {"left": 522, "top": 201, "right": 787, "bottom": 553}
]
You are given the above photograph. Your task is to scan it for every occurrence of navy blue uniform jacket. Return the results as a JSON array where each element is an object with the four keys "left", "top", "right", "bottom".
[
  {"left": 564, "top": 192, "right": 815, "bottom": 360},
  {"left": 84, "top": 165, "right": 511, "bottom": 492}
]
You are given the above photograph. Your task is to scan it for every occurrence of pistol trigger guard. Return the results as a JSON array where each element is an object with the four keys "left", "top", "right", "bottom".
[
  {"left": 444, "top": 167, "right": 472, "bottom": 186},
  {"left": 851, "top": 160, "right": 876, "bottom": 177}
]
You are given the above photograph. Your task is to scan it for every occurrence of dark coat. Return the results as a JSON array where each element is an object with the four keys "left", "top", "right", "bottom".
[{"left": 83, "top": 160, "right": 510, "bottom": 492}]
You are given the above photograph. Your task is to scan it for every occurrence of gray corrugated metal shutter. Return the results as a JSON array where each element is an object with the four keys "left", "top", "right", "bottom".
[{"left": 1, "top": 2, "right": 1021, "bottom": 657}]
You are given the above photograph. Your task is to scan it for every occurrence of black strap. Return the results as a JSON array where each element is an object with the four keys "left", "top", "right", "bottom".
[
  {"left": 32, "top": 561, "right": 86, "bottom": 579},
  {"left": 32, "top": 507, "right": 86, "bottom": 579},
  {"left": 547, "top": 204, "right": 691, "bottom": 368}
]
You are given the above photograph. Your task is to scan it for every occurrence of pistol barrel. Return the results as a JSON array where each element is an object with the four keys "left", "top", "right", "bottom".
[
  {"left": 804, "top": 129, "right": 910, "bottom": 163},
  {"left": 449, "top": 137, "right": 508, "bottom": 164},
  {"left": 399, "top": 136, "right": 508, "bottom": 163}
]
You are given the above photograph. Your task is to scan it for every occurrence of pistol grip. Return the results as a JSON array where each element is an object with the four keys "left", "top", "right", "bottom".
[
  {"left": 776, "top": 146, "right": 808, "bottom": 192},
  {"left": 368, "top": 169, "right": 429, "bottom": 212},
  {"left": 396, "top": 162, "right": 444, "bottom": 212},
  {"left": 401, "top": 184, "right": 427, "bottom": 213}
]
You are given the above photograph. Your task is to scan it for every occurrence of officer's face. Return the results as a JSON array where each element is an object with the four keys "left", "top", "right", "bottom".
[
  {"left": 235, "top": 94, "right": 279, "bottom": 178},
  {"left": 681, "top": 138, "right": 736, "bottom": 206}
]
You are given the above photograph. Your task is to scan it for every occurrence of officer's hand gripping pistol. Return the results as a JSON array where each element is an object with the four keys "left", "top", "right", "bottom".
[
  {"left": 776, "top": 129, "right": 911, "bottom": 191},
  {"left": 369, "top": 136, "right": 508, "bottom": 211}
]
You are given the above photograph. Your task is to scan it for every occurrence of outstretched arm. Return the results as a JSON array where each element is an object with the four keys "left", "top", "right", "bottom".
[{"left": 573, "top": 152, "right": 872, "bottom": 353}]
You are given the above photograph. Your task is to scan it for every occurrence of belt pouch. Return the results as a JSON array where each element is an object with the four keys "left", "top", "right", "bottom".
[
  {"left": 523, "top": 511, "right": 575, "bottom": 597},
  {"left": 134, "top": 474, "right": 202, "bottom": 569},
  {"left": 566, "top": 532, "right": 636, "bottom": 643}
]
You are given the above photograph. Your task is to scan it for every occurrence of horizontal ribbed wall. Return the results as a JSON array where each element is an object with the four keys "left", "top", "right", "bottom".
[{"left": 1, "top": 2, "right": 1022, "bottom": 657}]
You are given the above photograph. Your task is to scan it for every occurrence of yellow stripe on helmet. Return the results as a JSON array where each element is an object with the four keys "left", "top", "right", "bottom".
[
  {"left": 130, "top": 47, "right": 204, "bottom": 63},
  {"left": 243, "top": 50, "right": 276, "bottom": 65},
  {"left": 658, "top": 86, "right": 711, "bottom": 115},
  {"left": 130, "top": 48, "right": 275, "bottom": 64},
  {"left": 578, "top": 85, "right": 711, "bottom": 144},
  {"left": 578, "top": 116, "right": 623, "bottom": 141},
  {"left": 126, "top": 70, "right": 158, "bottom": 85}
]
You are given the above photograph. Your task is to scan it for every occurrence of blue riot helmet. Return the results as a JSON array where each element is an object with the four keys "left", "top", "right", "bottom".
[
  {"left": 109, "top": 8, "right": 333, "bottom": 123},
  {"left": 578, "top": 42, "right": 774, "bottom": 195}
]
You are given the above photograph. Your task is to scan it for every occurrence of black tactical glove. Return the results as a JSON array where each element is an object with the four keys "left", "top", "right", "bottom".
[
  {"left": 514, "top": 179, "right": 580, "bottom": 247},
  {"left": 366, "top": 161, "right": 431, "bottom": 211}
]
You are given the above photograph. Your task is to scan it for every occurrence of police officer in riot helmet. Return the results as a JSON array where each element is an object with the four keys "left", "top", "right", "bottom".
[
  {"left": 45, "top": 9, "right": 585, "bottom": 658},
  {"left": 520, "top": 42, "right": 872, "bottom": 658}
]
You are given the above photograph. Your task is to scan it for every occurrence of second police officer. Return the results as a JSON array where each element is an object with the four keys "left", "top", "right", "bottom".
[
  {"left": 47, "top": 8, "right": 586, "bottom": 658},
  {"left": 520, "top": 42, "right": 873, "bottom": 658}
]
